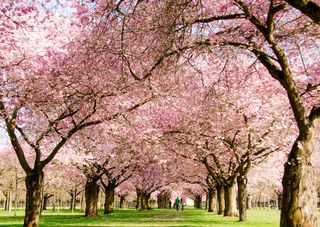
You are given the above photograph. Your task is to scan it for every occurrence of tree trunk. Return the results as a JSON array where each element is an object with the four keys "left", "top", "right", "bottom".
[
  {"left": 42, "top": 193, "right": 52, "bottom": 211},
  {"left": 57, "top": 194, "right": 60, "bottom": 213},
  {"left": 237, "top": 175, "right": 247, "bottom": 222},
  {"left": 136, "top": 189, "right": 141, "bottom": 209},
  {"left": 8, "top": 191, "right": 12, "bottom": 213},
  {"left": 253, "top": 199, "right": 257, "bottom": 209},
  {"left": 23, "top": 170, "right": 44, "bottom": 227},
  {"left": 224, "top": 185, "right": 237, "bottom": 217},
  {"left": 14, "top": 167, "right": 18, "bottom": 216},
  {"left": 157, "top": 190, "right": 171, "bottom": 209},
  {"left": 4, "top": 192, "right": 8, "bottom": 211},
  {"left": 140, "top": 192, "right": 150, "bottom": 210},
  {"left": 69, "top": 193, "right": 75, "bottom": 211},
  {"left": 4, "top": 191, "right": 12, "bottom": 212},
  {"left": 280, "top": 138, "right": 318, "bottom": 226},
  {"left": 80, "top": 196, "right": 84, "bottom": 212},
  {"left": 40, "top": 186, "right": 44, "bottom": 215},
  {"left": 194, "top": 195, "right": 202, "bottom": 209},
  {"left": 84, "top": 178, "right": 99, "bottom": 217},
  {"left": 216, "top": 184, "right": 225, "bottom": 215},
  {"left": 208, "top": 187, "right": 215, "bottom": 212},
  {"left": 52, "top": 194, "right": 56, "bottom": 212},
  {"left": 246, "top": 195, "right": 251, "bottom": 209},
  {"left": 119, "top": 196, "right": 126, "bottom": 208},
  {"left": 145, "top": 193, "right": 151, "bottom": 209},
  {"left": 140, "top": 193, "right": 145, "bottom": 210},
  {"left": 140, "top": 192, "right": 146, "bottom": 210},
  {"left": 43, "top": 195, "right": 48, "bottom": 211},
  {"left": 157, "top": 196, "right": 164, "bottom": 209},
  {"left": 103, "top": 184, "right": 115, "bottom": 214}
]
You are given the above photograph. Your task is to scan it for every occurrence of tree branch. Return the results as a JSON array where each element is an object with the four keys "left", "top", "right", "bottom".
[
  {"left": 40, "top": 96, "right": 153, "bottom": 168},
  {"left": 194, "top": 13, "right": 245, "bottom": 23},
  {"left": 285, "top": 0, "right": 320, "bottom": 24},
  {"left": 309, "top": 105, "right": 320, "bottom": 125}
]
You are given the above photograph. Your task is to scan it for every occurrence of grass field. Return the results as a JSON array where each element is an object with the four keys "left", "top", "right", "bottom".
[{"left": 0, "top": 208, "right": 280, "bottom": 227}]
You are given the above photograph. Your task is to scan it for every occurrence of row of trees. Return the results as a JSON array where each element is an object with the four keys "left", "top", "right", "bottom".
[
  {"left": 0, "top": 141, "right": 289, "bottom": 216},
  {"left": 0, "top": 0, "right": 319, "bottom": 226}
]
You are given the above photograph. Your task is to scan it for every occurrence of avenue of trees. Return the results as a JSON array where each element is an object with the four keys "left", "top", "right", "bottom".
[{"left": 0, "top": 0, "right": 319, "bottom": 227}]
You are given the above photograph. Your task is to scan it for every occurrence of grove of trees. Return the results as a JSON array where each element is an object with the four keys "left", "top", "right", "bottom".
[{"left": 0, "top": 1, "right": 319, "bottom": 227}]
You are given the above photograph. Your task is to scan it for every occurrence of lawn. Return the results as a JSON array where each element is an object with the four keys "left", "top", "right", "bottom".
[{"left": 0, "top": 208, "right": 280, "bottom": 227}]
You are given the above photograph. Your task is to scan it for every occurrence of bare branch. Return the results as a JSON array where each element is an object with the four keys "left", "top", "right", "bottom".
[{"left": 194, "top": 13, "right": 245, "bottom": 23}]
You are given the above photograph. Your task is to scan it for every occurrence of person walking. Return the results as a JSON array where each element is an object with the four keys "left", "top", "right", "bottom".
[
  {"left": 175, "top": 197, "right": 180, "bottom": 211},
  {"left": 181, "top": 198, "right": 186, "bottom": 210}
]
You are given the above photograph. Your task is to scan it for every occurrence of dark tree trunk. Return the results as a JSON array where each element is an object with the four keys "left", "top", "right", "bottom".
[
  {"left": 140, "top": 192, "right": 146, "bottom": 210},
  {"left": 258, "top": 198, "right": 262, "bottom": 209},
  {"left": 140, "top": 192, "right": 151, "bottom": 210},
  {"left": 246, "top": 195, "right": 251, "bottom": 209},
  {"left": 103, "top": 184, "right": 115, "bottom": 214},
  {"left": 280, "top": 138, "right": 318, "bottom": 226},
  {"left": 216, "top": 184, "right": 224, "bottom": 215},
  {"left": 208, "top": 187, "right": 215, "bottom": 212},
  {"left": 4, "top": 192, "right": 8, "bottom": 211},
  {"left": 69, "top": 192, "right": 75, "bottom": 211},
  {"left": 157, "top": 196, "right": 165, "bottom": 208},
  {"left": 42, "top": 194, "right": 52, "bottom": 211},
  {"left": 237, "top": 175, "right": 247, "bottom": 222},
  {"left": 224, "top": 185, "right": 237, "bottom": 217},
  {"left": 84, "top": 178, "right": 100, "bottom": 217},
  {"left": 43, "top": 196, "right": 48, "bottom": 211},
  {"left": 157, "top": 190, "right": 171, "bottom": 209},
  {"left": 145, "top": 193, "right": 151, "bottom": 209},
  {"left": 119, "top": 195, "right": 126, "bottom": 208},
  {"left": 23, "top": 170, "right": 44, "bottom": 227},
  {"left": 194, "top": 195, "right": 202, "bottom": 209},
  {"left": 136, "top": 189, "right": 142, "bottom": 209},
  {"left": 4, "top": 191, "right": 11, "bottom": 212}
]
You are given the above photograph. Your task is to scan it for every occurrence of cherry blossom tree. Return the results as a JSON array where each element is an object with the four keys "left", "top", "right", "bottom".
[
  {"left": 183, "top": 185, "right": 206, "bottom": 209},
  {"left": 157, "top": 189, "right": 172, "bottom": 209},
  {"left": 0, "top": 1, "right": 156, "bottom": 226},
  {"left": 103, "top": 1, "right": 319, "bottom": 225},
  {"left": 178, "top": 162, "right": 216, "bottom": 212},
  {"left": 116, "top": 182, "right": 135, "bottom": 209},
  {"left": 99, "top": 134, "right": 138, "bottom": 214},
  {"left": 99, "top": 2, "right": 319, "bottom": 224},
  {"left": 0, "top": 151, "right": 16, "bottom": 213},
  {"left": 248, "top": 151, "right": 286, "bottom": 210},
  {"left": 45, "top": 160, "right": 85, "bottom": 212},
  {"left": 67, "top": 122, "right": 140, "bottom": 216},
  {"left": 130, "top": 137, "right": 178, "bottom": 210},
  {"left": 1, "top": 1, "right": 318, "bottom": 227},
  {"left": 187, "top": 2, "right": 320, "bottom": 225},
  {"left": 160, "top": 53, "right": 289, "bottom": 220}
]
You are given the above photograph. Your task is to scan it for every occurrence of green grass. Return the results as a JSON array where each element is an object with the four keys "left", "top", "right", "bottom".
[{"left": 0, "top": 208, "right": 280, "bottom": 227}]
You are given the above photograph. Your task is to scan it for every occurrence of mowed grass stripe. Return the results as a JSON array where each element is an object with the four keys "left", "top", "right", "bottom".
[{"left": 0, "top": 208, "right": 282, "bottom": 227}]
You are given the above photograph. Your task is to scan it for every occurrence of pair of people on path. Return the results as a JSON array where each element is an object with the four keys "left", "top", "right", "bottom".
[{"left": 174, "top": 197, "right": 185, "bottom": 211}]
